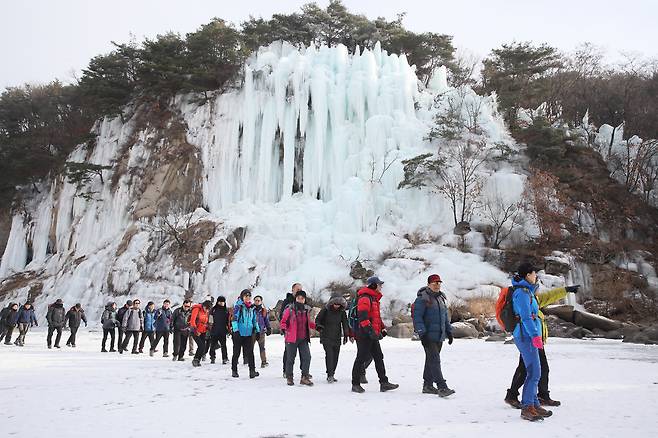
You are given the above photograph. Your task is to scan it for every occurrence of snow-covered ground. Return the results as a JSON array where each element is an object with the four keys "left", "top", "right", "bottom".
[{"left": 1, "top": 330, "right": 657, "bottom": 437}]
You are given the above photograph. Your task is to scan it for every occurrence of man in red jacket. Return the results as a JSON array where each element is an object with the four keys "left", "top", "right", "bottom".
[
  {"left": 190, "top": 299, "right": 212, "bottom": 367},
  {"left": 351, "top": 276, "right": 399, "bottom": 393}
]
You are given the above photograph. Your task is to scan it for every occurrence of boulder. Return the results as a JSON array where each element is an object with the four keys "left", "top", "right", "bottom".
[
  {"left": 269, "top": 320, "right": 280, "bottom": 335},
  {"left": 543, "top": 305, "right": 575, "bottom": 323},
  {"left": 465, "top": 317, "right": 486, "bottom": 333},
  {"left": 545, "top": 315, "right": 578, "bottom": 339},
  {"left": 573, "top": 310, "right": 623, "bottom": 332},
  {"left": 544, "top": 256, "right": 571, "bottom": 276},
  {"left": 485, "top": 333, "right": 507, "bottom": 342},
  {"left": 623, "top": 323, "right": 658, "bottom": 344},
  {"left": 592, "top": 328, "right": 623, "bottom": 340},
  {"left": 391, "top": 314, "right": 413, "bottom": 326},
  {"left": 387, "top": 323, "right": 415, "bottom": 338},
  {"left": 350, "top": 261, "right": 373, "bottom": 280},
  {"left": 450, "top": 322, "right": 479, "bottom": 338},
  {"left": 453, "top": 221, "right": 471, "bottom": 236}
]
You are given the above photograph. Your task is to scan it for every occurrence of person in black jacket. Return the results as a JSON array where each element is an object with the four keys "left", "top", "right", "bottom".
[
  {"left": 101, "top": 302, "right": 118, "bottom": 352},
  {"left": 65, "top": 303, "right": 87, "bottom": 347},
  {"left": 116, "top": 300, "right": 132, "bottom": 352},
  {"left": 171, "top": 300, "right": 192, "bottom": 361},
  {"left": 1, "top": 302, "right": 18, "bottom": 344},
  {"left": 46, "top": 299, "right": 66, "bottom": 348},
  {"left": 209, "top": 296, "right": 230, "bottom": 364},
  {"left": 315, "top": 296, "right": 350, "bottom": 383}
]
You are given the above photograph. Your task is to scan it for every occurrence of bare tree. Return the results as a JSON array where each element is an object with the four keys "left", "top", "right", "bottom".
[{"left": 480, "top": 191, "right": 524, "bottom": 249}]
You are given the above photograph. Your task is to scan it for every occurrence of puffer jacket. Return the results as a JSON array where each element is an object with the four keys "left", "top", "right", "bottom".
[
  {"left": 511, "top": 278, "right": 541, "bottom": 340},
  {"left": 280, "top": 303, "right": 316, "bottom": 343},
  {"left": 231, "top": 299, "right": 260, "bottom": 337},
  {"left": 315, "top": 296, "right": 349, "bottom": 346},
  {"left": 46, "top": 303, "right": 65, "bottom": 327},
  {"left": 172, "top": 307, "right": 191, "bottom": 331},
  {"left": 209, "top": 304, "right": 230, "bottom": 336},
  {"left": 413, "top": 286, "right": 452, "bottom": 343},
  {"left": 154, "top": 307, "right": 173, "bottom": 332},
  {"left": 65, "top": 307, "right": 87, "bottom": 328},
  {"left": 189, "top": 304, "right": 209, "bottom": 335},
  {"left": 143, "top": 308, "right": 156, "bottom": 332},
  {"left": 355, "top": 286, "right": 384, "bottom": 339},
  {"left": 121, "top": 308, "right": 144, "bottom": 331},
  {"left": 101, "top": 304, "right": 118, "bottom": 329}
]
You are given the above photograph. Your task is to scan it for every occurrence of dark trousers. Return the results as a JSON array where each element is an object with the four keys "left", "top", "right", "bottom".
[
  {"left": 66, "top": 326, "right": 80, "bottom": 346},
  {"left": 509, "top": 347, "right": 550, "bottom": 399},
  {"left": 0, "top": 325, "right": 11, "bottom": 343},
  {"left": 232, "top": 334, "right": 255, "bottom": 372},
  {"left": 323, "top": 343, "right": 341, "bottom": 376},
  {"left": 47, "top": 326, "right": 63, "bottom": 347},
  {"left": 285, "top": 340, "right": 311, "bottom": 377},
  {"left": 421, "top": 338, "right": 447, "bottom": 389},
  {"left": 209, "top": 334, "right": 228, "bottom": 361},
  {"left": 193, "top": 334, "right": 210, "bottom": 361},
  {"left": 117, "top": 328, "right": 124, "bottom": 350},
  {"left": 173, "top": 330, "right": 189, "bottom": 359},
  {"left": 138, "top": 331, "right": 155, "bottom": 351},
  {"left": 152, "top": 331, "right": 170, "bottom": 353},
  {"left": 352, "top": 338, "right": 387, "bottom": 385},
  {"left": 102, "top": 328, "right": 116, "bottom": 350},
  {"left": 121, "top": 330, "right": 140, "bottom": 352}
]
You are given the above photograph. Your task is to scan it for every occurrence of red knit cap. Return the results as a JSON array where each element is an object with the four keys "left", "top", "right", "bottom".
[{"left": 428, "top": 274, "right": 442, "bottom": 284}]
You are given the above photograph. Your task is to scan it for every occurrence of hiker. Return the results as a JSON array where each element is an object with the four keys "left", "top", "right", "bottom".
[
  {"left": 46, "top": 299, "right": 65, "bottom": 348},
  {"left": 231, "top": 289, "right": 260, "bottom": 378},
  {"left": 138, "top": 301, "right": 156, "bottom": 353},
  {"left": 508, "top": 262, "right": 555, "bottom": 421},
  {"left": 280, "top": 290, "right": 316, "bottom": 386},
  {"left": 120, "top": 299, "right": 143, "bottom": 354},
  {"left": 101, "top": 302, "right": 118, "bottom": 352},
  {"left": 64, "top": 303, "right": 87, "bottom": 347},
  {"left": 0, "top": 302, "right": 17, "bottom": 344},
  {"left": 116, "top": 300, "right": 132, "bottom": 351},
  {"left": 413, "top": 274, "right": 455, "bottom": 397},
  {"left": 190, "top": 298, "right": 213, "bottom": 367},
  {"left": 152, "top": 300, "right": 173, "bottom": 357},
  {"left": 316, "top": 295, "right": 350, "bottom": 383},
  {"left": 351, "top": 276, "right": 399, "bottom": 393},
  {"left": 172, "top": 300, "right": 192, "bottom": 361},
  {"left": 504, "top": 267, "right": 580, "bottom": 409},
  {"left": 279, "top": 283, "right": 301, "bottom": 377},
  {"left": 209, "top": 296, "right": 230, "bottom": 364},
  {"left": 253, "top": 295, "right": 272, "bottom": 368}
]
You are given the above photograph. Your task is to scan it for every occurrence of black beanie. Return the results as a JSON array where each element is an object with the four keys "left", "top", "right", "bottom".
[{"left": 295, "top": 290, "right": 307, "bottom": 300}]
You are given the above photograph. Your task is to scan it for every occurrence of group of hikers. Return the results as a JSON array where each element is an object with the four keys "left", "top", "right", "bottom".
[{"left": 0, "top": 263, "right": 579, "bottom": 421}]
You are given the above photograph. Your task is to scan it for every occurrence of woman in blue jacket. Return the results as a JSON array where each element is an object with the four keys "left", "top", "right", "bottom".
[
  {"left": 139, "top": 302, "right": 157, "bottom": 353},
  {"left": 511, "top": 263, "right": 553, "bottom": 422}
]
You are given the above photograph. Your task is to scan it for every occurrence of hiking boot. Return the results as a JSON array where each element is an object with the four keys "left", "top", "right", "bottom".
[
  {"left": 48, "top": 345, "right": 52, "bottom": 349},
  {"left": 539, "top": 396, "right": 561, "bottom": 407},
  {"left": 520, "top": 406, "right": 543, "bottom": 422},
  {"left": 250, "top": 371, "right": 260, "bottom": 379},
  {"left": 534, "top": 405, "right": 553, "bottom": 418},
  {"left": 172, "top": 356, "right": 178, "bottom": 361},
  {"left": 163, "top": 353, "right": 169, "bottom": 358},
  {"left": 437, "top": 388, "right": 456, "bottom": 398},
  {"left": 210, "top": 358, "right": 216, "bottom": 364},
  {"left": 131, "top": 350, "right": 139, "bottom": 355},
  {"left": 101, "top": 348, "right": 107, "bottom": 352},
  {"left": 54, "top": 345, "right": 60, "bottom": 349},
  {"left": 138, "top": 349, "right": 143, "bottom": 353},
  {"left": 192, "top": 359, "right": 201, "bottom": 367},
  {"left": 71, "top": 344, "right": 76, "bottom": 348},
  {"left": 149, "top": 350, "right": 154, "bottom": 357},
  {"left": 327, "top": 375, "right": 337, "bottom": 383},
  {"left": 380, "top": 382, "right": 399, "bottom": 392},
  {"left": 422, "top": 385, "right": 438, "bottom": 394},
  {"left": 232, "top": 370, "right": 239, "bottom": 378},
  {"left": 66, "top": 343, "right": 71, "bottom": 347},
  {"left": 505, "top": 396, "right": 522, "bottom": 409},
  {"left": 360, "top": 375, "right": 368, "bottom": 384},
  {"left": 287, "top": 376, "right": 294, "bottom": 386},
  {"left": 177, "top": 357, "right": 185, "bottom": 362},
  {"left": 261, "top": 362, "right": 268, "bottom": 368},
  {"left": 300, "top": 375, "right": 314, "bottom": 386},
  {"left": 352, "top": 384, "right": 365, "bottom": 393},
  {"left": 222, "top": 359, "right": 228, "bottom": 364},
  {"left": 109, "top": 348, "right": 116, "bottom": 352}
]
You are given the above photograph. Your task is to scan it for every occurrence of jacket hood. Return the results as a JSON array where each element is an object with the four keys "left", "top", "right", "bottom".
[
  {"left": 105, "top": 302, "right": 115, "bottom": 309},
  {"left": 326, "top": 296, "right": 347, "bottom": 310},
  {"left": 357, "top": 286, "right": 382, "bottom": 301}
]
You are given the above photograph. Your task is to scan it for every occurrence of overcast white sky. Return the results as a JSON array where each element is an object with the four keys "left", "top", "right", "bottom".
[{"left": 1, "top": 0, "right": 656, "bottom": 89}]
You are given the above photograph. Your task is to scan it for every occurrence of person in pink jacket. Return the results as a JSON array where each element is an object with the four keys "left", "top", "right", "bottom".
[{"left": 280, "top": 290, "right": 316, "bottom": 386}]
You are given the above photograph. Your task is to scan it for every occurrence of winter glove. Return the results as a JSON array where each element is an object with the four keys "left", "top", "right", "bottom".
[
  {"left": 381, "top": 329, "right": 388, "bottom": 338},
  {"left": 266, "top": 327, "right": 272, "bottom": 336},
  {"left": 280, "top": 329, "right": 286, "bottom": 336},
  {"left": 343, "top": 335, "right": 348, "bottom": 345},
  {"left": 531, "top": 336, "right": 544, "bottom": 349},
  {"left": 448, "top": 334, "right": 454, "bottom": 345},
  {"left": 565, "top": 285, "right": 580, "bottom": 294}
]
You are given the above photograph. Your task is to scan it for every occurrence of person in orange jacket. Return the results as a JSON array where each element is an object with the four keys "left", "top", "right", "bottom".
[{"left": 190, "top": 298, "right": 213, "bottom": 367}]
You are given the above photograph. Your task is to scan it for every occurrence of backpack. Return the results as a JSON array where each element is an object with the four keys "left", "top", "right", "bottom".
[
  {"left": 348, "top": 294, "right": 372, "bottom": 334},
  {"left": 495, "top": 286, "right": 519, "bottom": 332}
]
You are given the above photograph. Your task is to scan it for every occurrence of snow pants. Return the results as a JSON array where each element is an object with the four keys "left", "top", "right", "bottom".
[
  {"left": 509, "top": 347, "right": 550, "bottom": 399},
  {"left": 514, "top": 335, "right": 541, "bottom": 408},
  {"left": 323, "top": 343, "right": 341, "bottom": 377},
  {"left": 352, "top": 338, "right": 388, "bottom": 385},
  {"left": 285, "top": 340, "right": 311, "bottom": 378},
  {"left": 421, "top": 338, "right": 448, "bottom": 389},
  {"left": 102, "top": 328, "right": 115, "bottom": 350},
  {"left": 232, "top": 334, "right": 255, "bottom": 373},
  {"left": 209, "top": 334, "right": 228, "bottom": 362}
]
